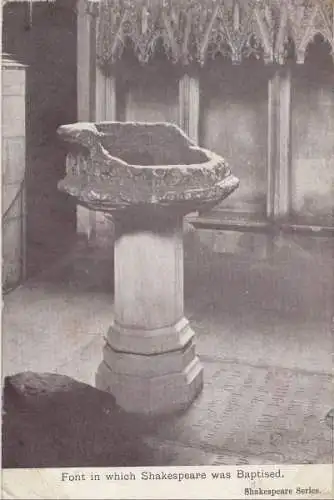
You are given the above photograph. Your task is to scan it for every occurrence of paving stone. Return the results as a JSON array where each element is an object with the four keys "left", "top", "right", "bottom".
[{"left": 149, "top": 362, "right": 333, "bottom": 464}]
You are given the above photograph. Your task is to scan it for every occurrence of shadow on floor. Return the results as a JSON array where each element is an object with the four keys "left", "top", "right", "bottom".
[{"left": 2, "top": 372, "right": 161, "bottom": 468}]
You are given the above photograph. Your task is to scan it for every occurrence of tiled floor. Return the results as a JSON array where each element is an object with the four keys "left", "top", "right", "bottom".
[{"left": 2, "top": 230, "right": 333, "bottom": 467}]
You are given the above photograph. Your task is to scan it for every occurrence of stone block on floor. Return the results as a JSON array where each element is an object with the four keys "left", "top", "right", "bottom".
[{"left": 2, "top": 372, "right": 154, "bottom": 468}]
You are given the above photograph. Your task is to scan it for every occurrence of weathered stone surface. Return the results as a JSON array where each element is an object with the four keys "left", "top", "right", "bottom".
[
  {"left": 2, "top": 372, "right": 154, "bottom": 468},
  {"left": 96, "top": 356, "right": 203, "bottom": 415},
  {"left": 57, "top": 120, "right": 238, "bottom": 415},
  {"left": 57, "top": 121, "right": 239, "bottom": 215}
]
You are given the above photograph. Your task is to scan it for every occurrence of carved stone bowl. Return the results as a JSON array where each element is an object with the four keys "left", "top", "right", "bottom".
[{"left": 57, "top": 121, "right": 239, "bottom": 216}]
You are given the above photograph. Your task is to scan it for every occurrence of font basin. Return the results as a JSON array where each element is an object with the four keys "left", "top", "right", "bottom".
[{"left": 57, "top": 121, "right": 239, "bottom": 216}]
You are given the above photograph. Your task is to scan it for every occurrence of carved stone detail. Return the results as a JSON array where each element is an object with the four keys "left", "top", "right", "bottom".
[
  {"left": 201, "top": 0, "right": 265, "bottom": 64},
  {"left": 92, "top": 0, "right": 334, "bottom": 68},
  {"left": 96, "top": 0, "right": 129, "bottom": 66},
  {"left": 57, "top": 121, "right": 239, "bottom": 215},
  {"left": 84, "top": 0, "right": 99, "bottom": 16},
  {"left": 266, "top": 0, "right": 334, "bottom": 64},
  {"left": 278, "top": 0, "right": 334, "bottom": 64},
  {"left": 160, "top": 0, "right": 195, "bottom": 65},
  {"left": 126, "top": 3, "right": 162, "bottom": 63}
]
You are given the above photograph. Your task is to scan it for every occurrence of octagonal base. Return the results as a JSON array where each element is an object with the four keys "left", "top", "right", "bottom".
[
  {"left": 106, "top": 317, "right": 195, "bottom": 355},
  {"left": 96, "top": 350, "right": 203, "bottom": 415}
]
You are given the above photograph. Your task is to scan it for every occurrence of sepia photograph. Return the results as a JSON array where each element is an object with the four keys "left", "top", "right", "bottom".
[{"left": 1, "top": 0, "right": 333, "bottom": 498}]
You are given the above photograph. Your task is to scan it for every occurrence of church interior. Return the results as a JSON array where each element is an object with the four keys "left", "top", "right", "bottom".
[{"left": 1, "top": 0, "right": 333, "bottom": 470}]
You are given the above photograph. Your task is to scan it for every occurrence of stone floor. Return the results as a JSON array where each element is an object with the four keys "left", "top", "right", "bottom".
[{"left": 2, "top": 228, "right": 333, "bottom": 467}]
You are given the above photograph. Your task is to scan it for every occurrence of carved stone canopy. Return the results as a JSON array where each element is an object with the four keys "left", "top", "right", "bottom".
[{"left": 90, "top": 0, "right": 334, "bottom": 68}]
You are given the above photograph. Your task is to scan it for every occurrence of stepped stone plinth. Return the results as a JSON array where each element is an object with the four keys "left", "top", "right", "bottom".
[{"left": 58, "top": 121, "right": 239, "bottom": 414}]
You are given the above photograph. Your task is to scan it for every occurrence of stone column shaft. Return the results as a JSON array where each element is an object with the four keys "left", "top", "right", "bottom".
[{"left": 96, "top": 213, "right": 203, "bottom": 414}]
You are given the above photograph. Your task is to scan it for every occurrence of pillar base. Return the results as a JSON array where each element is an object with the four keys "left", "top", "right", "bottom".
[
  {"left": 96, "top": 329, "right": 204, "bottom": 415},
  {"left": 106, "top": 316, "right": 195, "bottom": 354},
  {"left": 95, "top": 218, "right": 204, "bottom": 414}
]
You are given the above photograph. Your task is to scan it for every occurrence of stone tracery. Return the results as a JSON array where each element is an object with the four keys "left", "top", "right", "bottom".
[{"left": 93, "top": 0, "right": 334, "bottom": 68}]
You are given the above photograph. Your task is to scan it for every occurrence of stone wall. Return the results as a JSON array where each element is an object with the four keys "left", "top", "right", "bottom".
[
  {"left": 291, "top": 61, "right": 334, "bottom": 225},
  {"left": 3, "top": 1, "right": 77, "bottom": 278},
  {"left": 86, "top": 49, "right": 333, "bottom": 263},
  {"left": 200, "top": 60, "right": 269, "bottom": 216},
  {"left": 199, "top": 46, "right": 334, "bottom": 225},
  {"left": 119, "top": 57, "right": 179, "bottom": 125},
  {"left": 2, "top": 57, "right": 26, "bottom": 290}
]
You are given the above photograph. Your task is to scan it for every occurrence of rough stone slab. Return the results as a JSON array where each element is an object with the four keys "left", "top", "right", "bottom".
[{"left": 2, "top": 372, "right": 154, "bottom": 468}]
